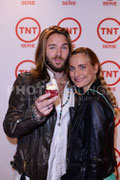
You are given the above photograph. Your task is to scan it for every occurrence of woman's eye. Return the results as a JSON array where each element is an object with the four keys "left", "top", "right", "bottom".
[
  {"left": 79, "top": 65, "right": 86, "bottom": 70},
  {"left": 69, "top": 66, "right": 75, "bottom": 71}
]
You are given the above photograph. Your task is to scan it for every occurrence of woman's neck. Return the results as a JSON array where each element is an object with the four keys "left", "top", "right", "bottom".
[{"left": 83, "top": 77, "right": 96, "bottom": 93}]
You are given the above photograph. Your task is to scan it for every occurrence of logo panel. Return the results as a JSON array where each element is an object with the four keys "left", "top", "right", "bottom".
[
  {"left": 15, "top": 60, "right": 35, "bottom": 77},
  {"left": 58, "top": 17, "right": 82, "bottom": 43},
  {"left": 101, "top": 61, "right": 120, "bottom": 86},
  {"left": 97, "top": 18, "right": 120, "bottom": 43},
  {"left": 16, "top": 17, "right": 41, "bottom": 43},
  {"left": 115, "top": 148, "right": 120, "bottom": 168}
]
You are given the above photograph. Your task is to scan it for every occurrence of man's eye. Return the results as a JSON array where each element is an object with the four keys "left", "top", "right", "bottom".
[
  {"left": 62, "top": 46, "right": 68, "bottom": 49},
  {"left": 49, "top": 46, "right": 55, "bottom": 49}
]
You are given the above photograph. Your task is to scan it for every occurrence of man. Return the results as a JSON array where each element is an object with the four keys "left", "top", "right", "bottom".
[{"left": 3, "top": 26, "right": 75, "bottom": 180}]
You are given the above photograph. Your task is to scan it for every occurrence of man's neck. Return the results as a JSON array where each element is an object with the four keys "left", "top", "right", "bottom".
[
  {"left": 47, "top": 66, "right": 67, "bottom": 82},
  {"left": 47, "top": 66, "right": 68, "bottom": 99},
  {"left": 54, "top": 71, "right": 66, "bottom": 81}
]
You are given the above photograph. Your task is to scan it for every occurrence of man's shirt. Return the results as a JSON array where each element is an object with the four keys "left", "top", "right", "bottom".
[{"left": 47, "top": 70, "right": 74, "bottom": 180}]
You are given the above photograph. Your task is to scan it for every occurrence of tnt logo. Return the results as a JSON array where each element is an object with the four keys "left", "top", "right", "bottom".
[
  {"left": 15, "top": 60, "right": 35, "bottom": 77},
  {"left": 97, "top": 18, "right": 120, "bottom": 43},
  {"left": 114, "top": 148, "right": 120, "bottom": 168},
  {"left": 101, "top": 61, "right": 120, "bottom": 86},
  {"left": 15, "top": 17, "right": 41, "bottom": 43},
  {"left": 57, "top": 17, "right": 82, "bottom": 43}
]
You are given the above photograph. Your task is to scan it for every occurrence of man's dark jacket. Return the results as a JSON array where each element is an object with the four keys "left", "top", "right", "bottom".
[{"left": 3, "top": 73, "right": 57, "bottom": 180}]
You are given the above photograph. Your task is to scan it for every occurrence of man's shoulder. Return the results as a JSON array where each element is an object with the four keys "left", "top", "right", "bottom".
[
  {"left": 18, "top": 72, "right": 33, "bottom": 79},
  {"left": 17, "top": 72, "right": 41, "bottom": 85}
]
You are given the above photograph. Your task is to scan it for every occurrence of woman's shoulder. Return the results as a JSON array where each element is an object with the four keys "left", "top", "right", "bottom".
[{"left": 87, "top": 89, "right": 114, "bottom": 117}]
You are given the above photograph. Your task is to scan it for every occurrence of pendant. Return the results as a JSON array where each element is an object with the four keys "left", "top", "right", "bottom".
[{"left": 58, "top": 122, "right": 60, "bottom": 126}]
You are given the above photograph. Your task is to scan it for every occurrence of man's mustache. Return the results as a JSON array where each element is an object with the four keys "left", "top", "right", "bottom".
[{"left": 54, "top": 55, "right": 64, "bottom": 60}]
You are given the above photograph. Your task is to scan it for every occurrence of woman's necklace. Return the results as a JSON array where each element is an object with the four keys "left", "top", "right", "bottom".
[
  {"left": 58, "top": 88, "right": 71, "bottom": 126},
  {"left": 73, "top": 86, "right": 84, "bottom": 96}
]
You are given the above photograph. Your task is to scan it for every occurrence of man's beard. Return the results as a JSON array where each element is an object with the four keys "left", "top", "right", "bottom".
[{"left": 45, "top": 56, "right": 68, "bottom": 72}]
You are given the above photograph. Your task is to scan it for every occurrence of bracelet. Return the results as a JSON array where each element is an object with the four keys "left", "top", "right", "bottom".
[{"left": 31, "top": 105, "right": 42, "bottom": 122}]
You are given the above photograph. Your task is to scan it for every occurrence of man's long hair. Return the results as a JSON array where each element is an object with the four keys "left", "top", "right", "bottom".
[{"left": 31, "top": 26, "right": 72, "bottom": 82}]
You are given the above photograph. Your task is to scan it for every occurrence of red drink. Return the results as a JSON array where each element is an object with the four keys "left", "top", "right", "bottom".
[{"left": 45, "top": 89, "right": 58, "bottom": 98}]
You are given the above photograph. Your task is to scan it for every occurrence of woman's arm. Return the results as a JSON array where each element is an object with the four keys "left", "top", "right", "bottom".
[{"left": 85, "top": 100, "right": 114, "bottom": 179}]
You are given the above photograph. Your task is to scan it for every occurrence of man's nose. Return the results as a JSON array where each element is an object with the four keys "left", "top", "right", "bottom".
[{"left": 56, "top": 48, "right": 62, "bottom": 56}]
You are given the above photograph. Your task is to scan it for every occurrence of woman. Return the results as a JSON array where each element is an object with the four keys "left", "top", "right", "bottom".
[{"left": 61, "top": 47, "right": 118, "bottom": 180}]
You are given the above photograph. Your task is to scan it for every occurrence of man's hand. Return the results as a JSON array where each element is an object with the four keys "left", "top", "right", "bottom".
[{"left": 35, "top": 93, "right": 58, "bottom": 117}]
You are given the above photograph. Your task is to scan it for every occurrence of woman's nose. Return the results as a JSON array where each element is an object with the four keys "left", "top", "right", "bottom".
[{"left": 74, "top": 69, "right": 81, "bottom": 77}]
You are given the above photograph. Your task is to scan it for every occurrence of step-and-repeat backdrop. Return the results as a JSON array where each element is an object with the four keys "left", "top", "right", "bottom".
[{"left": 0, "top": 0, "right": 120, "bottom": 179}]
